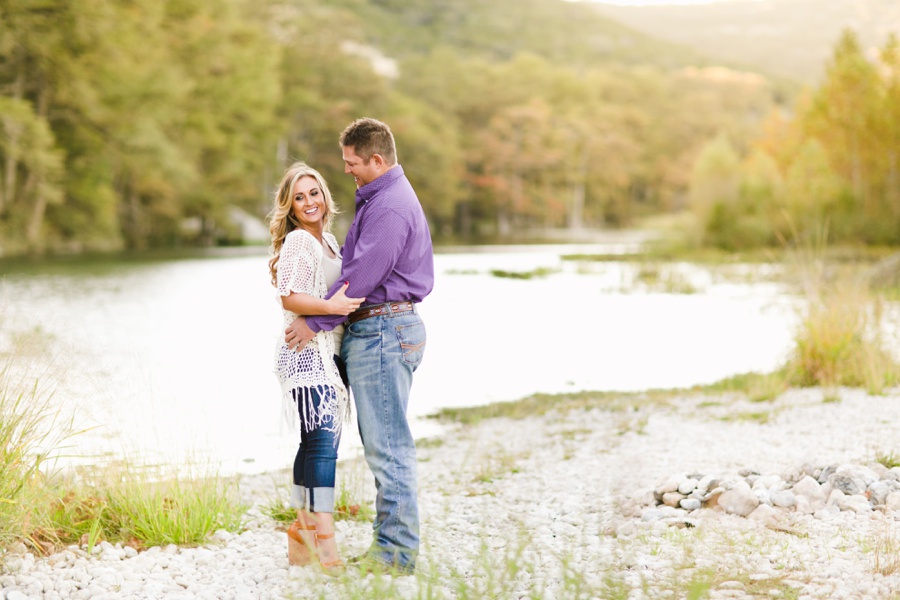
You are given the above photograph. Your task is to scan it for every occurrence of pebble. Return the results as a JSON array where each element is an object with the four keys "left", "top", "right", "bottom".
[
  {"left": 645, "top": 458, "right": 900, "bottom": 519},
  {"left": 3, "top": 386, "right": 900, "bottom": 598}
]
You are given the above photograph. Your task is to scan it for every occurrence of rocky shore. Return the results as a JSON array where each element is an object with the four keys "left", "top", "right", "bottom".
[{"left": 3, "top": 386, "right": 900, "bottom": 599}]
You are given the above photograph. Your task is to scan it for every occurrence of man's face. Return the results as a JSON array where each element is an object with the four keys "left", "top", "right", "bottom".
[{"left": 342, "top": 145, "right": 382, "bottom": 188}]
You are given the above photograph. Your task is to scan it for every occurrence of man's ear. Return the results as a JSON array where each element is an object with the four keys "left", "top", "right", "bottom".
[{"left": 371, "top": 153, "right": 385, "bottom": 167}]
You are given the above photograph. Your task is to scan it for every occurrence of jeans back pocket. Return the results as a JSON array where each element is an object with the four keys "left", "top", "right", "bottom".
[{"left": 395, "top": 321, "right": 426, "bottom": 369}]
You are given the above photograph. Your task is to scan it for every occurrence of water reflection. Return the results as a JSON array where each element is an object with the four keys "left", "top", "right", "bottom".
[{"left": 0, "top": 242, "right": 799, "bottom": 475}]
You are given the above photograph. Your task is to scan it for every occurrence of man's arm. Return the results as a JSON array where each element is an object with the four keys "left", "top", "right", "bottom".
[
  {"left": 283, "top": 282, "right": 364, "bottom": 352},
  {"left": 307, "top": 207, "right": 409, "bottom": 333}
]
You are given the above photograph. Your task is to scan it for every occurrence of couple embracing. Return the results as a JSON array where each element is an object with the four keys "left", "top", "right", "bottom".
[{"left": 268, "top": 117, "right": 433, "bottom": 576}]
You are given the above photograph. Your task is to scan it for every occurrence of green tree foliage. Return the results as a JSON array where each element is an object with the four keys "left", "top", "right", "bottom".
[
  {"left": 693, "top": 29, "right": 900, "bottom": 250},
  {"left": 332, "top": 0, "right": 707, "bottom": 68},
  {"left": 162, "top": 0, "right": 281, "bottom": 247},
  {"left": 0, "top": 96, "right": 63, "bottom": 250},
  {"left": 804, "top": 31, "right": 880, "bottom": 219},
  {"left": 878, "top": 34, "right": 900, "bottom": 221},
  {"left": 0, "top": 0, "right": 786, "bottom": 254},
  {"left": 782, "top": 139, "right": 844, "bottom": 241},
  {"left": 689, "top": 135, "right": 740, "bottom": 248}
]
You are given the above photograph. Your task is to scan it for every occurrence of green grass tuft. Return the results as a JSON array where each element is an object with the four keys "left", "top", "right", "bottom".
[
  {"left": 39, "top": 466, "right": 245, "bottom": 550},
  {"left": 0, "top": 358, "right": 245, "bottom": 554},
  {"left": 875, "top": 450, "right": 900, "bottom": 469}
]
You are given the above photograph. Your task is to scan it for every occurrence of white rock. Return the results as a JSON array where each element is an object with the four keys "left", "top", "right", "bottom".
[
  {"left": 838, "top": 494, "right": 872, "bottom": 514},
  {"left": 868, "top": 480, "right": 897, "bottom": 506},
  {"left": 678, "top": 478, "right": 699, "bottom": 495},
  {"left": 886, "top": 491, "right": 900, "bottom": 511},
  {"left": 826, "top": 488, "right": 846, "bottom": 507},
  {"left": 747, "top": 503, "right": 780, "bottom": 526},
  {"left": 696, "top": 474, "right": 715, "bottom": 496},
  {"left": 4, "top": 557, "right": 23, "bottom": 573},
  {"left": 771, "top": 490, "right": 796, "bottom": 508},
  {"left": 662, "top": 491, "right": 684, "bottom": 507},
  {"left": 680, "top": 498, "right": 701, "bottom": 511},
  {"left": 212, "top": 530, "right": 233, "bottom": 543},
  {"left": 791, "top": 476, "right": 826, "bottom": 503},
  {"left": 718, "top": 483, "right": 760, "bottom": 517},
  {"left": 753, "top": 487, "right": 772, "bottom": 506},
  {"left": 755, "top": 474, "right": 783, "bottom": 490},
  {"left": 871, "top": 463, "right": 889, "bottom": 479},
  {"left": 815, "top": 505, "right": 841, "bottom": 520}
]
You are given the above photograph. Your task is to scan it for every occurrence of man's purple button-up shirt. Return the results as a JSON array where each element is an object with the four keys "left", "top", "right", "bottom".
[{"left": 307, "top": 165, "right": 434, "bottom": 333}]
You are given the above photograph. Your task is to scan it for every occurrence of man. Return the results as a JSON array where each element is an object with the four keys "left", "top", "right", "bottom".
[{"left": 284, "top": 117, "right": 434, "bottom": 575}]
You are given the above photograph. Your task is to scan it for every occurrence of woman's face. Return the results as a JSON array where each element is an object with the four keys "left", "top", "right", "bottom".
[{"left": 291, "top": 175, "right": 326, "bottom": 230}]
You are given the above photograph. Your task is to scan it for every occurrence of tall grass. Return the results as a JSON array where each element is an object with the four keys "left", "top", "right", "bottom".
[
  {"left": 786, "top": 283, "right": 900, "bottom": 392},
  {"left": 872, "top": 520, "right": 900, "bottom": 576},
  {"left": 0, "top": 357, "right": 245, "bottom": 555},
  {"left": 781, "top": 227, "right": 900, "bottom": 393},
  {"left": 40, "top": 466, "right": 245, "bottom": 549},
  {"left": 0, "top": 361, "right": 73, "bottom": 553}
]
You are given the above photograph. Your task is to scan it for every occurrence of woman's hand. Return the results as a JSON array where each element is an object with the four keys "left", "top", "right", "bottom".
[{"left": 326, "top": 282, "right": 365, "bottom": 316}]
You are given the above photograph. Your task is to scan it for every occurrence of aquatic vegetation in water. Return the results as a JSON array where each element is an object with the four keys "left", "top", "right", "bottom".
[{"left": 490, "top": 267, "right": 559, "bottom": 280}]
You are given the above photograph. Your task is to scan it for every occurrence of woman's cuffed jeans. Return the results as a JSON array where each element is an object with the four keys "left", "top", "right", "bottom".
[
  {"left": 342, "top": 308, "right": 426, "bottom": 573},
  {"left": 290, "top": 387, "right": 340, "bottom": 513}
]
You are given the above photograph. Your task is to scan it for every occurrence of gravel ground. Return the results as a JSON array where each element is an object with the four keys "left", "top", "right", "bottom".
[{"left": 3, "top": 386, "right": 900, "bottom": 599}]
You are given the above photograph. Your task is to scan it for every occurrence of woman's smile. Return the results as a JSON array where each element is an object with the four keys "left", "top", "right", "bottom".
[{"left": 292, "top": 175, "right": 326, "bottom": 230}]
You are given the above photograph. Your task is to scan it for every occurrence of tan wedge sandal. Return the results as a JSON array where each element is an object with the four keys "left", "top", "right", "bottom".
[
  {"left": 314, "top": 532, "right": 345, "bottom": 576},
  {"left": 286, "top": 520, "right": 317, "bottom": 566}
]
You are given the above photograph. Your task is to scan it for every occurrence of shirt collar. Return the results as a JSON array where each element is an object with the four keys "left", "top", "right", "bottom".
[{"left": 355, "top": 165, "right": 404, "bottom": 207}]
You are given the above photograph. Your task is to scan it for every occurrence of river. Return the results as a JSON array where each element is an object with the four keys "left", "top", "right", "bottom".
[{"left": 0, "top": 237, "right": 799, "bottom": 475}]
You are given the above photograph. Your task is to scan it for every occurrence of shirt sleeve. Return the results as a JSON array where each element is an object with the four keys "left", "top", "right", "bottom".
[
  {"left": 276, "top": 231, "right": 319, "bottom": 297},
  {"left": 307, "top": 207, "right": 410, "bottom": 333}
]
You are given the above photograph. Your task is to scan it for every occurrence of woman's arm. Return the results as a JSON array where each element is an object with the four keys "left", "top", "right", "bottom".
[{"left": 281, "top": 282, "right": 364, "bottom": 316}]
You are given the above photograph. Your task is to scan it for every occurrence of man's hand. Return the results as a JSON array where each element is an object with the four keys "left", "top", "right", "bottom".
[{"left": 285, "top": 316, "right": 316, "bottom": 352}]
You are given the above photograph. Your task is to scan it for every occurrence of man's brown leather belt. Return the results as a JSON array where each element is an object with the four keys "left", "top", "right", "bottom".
[{"left": 347, "top": 301, "right": 415, "bottom": 325}]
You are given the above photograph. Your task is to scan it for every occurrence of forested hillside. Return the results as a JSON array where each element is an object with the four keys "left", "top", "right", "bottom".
[
  {"left": 0, "top": 0, "right": 786, "bottom": 255},
  {"left": 326, "top": 0, "right": 708, "bottom": 68},
  {"left": 594, "top": 0, "right": 900, "bottom": 83}
]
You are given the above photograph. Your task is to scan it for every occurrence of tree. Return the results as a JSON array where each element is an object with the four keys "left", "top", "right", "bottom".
[
  {"left": 160, "top": 0, "right": 281, "bottom": 246},
  {"left": 0, "top": 96, "right": 63, "bottom": 252},
  {"left": 803, "top": 30, "right": 880, "bottom": 216},
  {"left": 381, "top": 95, "right": 464, "bottom": 238},
  {"left": 783, "top": 138, "right": 846, "bottom": 242},
  {"left": 878, "top": 34, "right": 900, "bottom": 221},
  {"left": 0, "top": 0, "right": 80, "bottom": 253},
  {"left": 474, "top": 99, "right": 564, "bottom": 235},
  {"left": 688, "top": 134, "right": 741, "bottom": 246}
]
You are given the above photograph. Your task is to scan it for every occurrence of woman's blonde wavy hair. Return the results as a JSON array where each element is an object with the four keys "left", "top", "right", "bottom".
[{"left": 268, "top": 162, "right": 339, "bottom": 287}]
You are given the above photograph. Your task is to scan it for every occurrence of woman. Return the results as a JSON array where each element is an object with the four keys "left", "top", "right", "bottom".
[{"left": 268, "top": 162, "right": 363, "bottom": 573}]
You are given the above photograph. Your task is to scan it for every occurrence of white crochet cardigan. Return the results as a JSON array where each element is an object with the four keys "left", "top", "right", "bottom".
[{"left": 274, "top": 229, "right": 349, "bottom": 436}]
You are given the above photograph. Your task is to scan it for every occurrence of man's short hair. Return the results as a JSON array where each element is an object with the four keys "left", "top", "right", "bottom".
[{"left": 339, "top": 118, "right": 397, "bottom": 165}]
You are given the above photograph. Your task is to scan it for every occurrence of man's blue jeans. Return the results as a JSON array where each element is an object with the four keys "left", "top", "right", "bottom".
[{"left": 342, "top": 308, "right": 426, "bottom": 573}]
